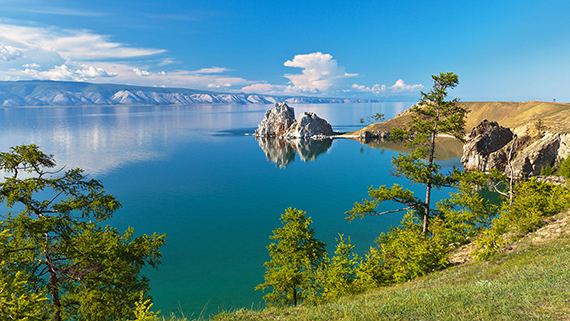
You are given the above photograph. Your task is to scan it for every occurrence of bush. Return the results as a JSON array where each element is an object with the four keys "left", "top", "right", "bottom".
[{"left": 559, "top": 157, "right": 570, "bottom": 178}]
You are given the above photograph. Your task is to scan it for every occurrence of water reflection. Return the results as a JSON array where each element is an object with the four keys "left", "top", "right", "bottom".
[{"left": 255, "top": 137, "right": 333, "bottom": 167}]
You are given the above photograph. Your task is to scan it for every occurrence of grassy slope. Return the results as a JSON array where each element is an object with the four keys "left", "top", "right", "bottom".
[
  {"left": 204, "top": 210, "right": 570, "bottom": 321},
  {"left": 345, "top": 101, "right": 570, "bottom": 136}
]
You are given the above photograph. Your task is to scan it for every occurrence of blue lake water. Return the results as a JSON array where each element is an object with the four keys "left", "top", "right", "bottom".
[{"left": 0, "top": 102, "right": 463, "bottom": 317}]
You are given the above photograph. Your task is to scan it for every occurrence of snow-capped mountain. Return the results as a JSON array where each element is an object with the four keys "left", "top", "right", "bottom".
[{"left": 0, "top": 81, "right": 376, "bottom": 107}]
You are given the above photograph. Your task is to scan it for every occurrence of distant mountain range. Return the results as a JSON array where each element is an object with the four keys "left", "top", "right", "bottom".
[{"left": 0, "top": 81, "right": 377, "bottom": 107}]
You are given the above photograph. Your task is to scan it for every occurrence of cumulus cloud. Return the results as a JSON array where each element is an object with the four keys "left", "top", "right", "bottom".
[
  {"left": 20, "top": 64, "right": 117, "bottom": 81},
  {"left": 0, "top": 44, "right": 23, "bottom": 61},
  {"left": 76, "top": 66, "right": 117, "bottom": 78},
  {"left": 23, "top": 63, "right": 41, "bottom": 69},
  {"left": 283, "top": 52, "right": 357, "bottom": 94},
  {"left": 352, "top": 79, "right": 423, "bottom": 94},
  {"left": 133, "top": 68, "right": 151, "bottom": 77}
]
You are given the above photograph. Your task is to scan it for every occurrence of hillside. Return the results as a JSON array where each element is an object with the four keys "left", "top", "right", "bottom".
[
  {"left": 204, "top": 209, "right": 570, "bottom": 321},
  {"left": 347, "top": 101, "right": 570, "bottom": 137},
  {"left": 0, "top": 80, "right": 376, "bottom": 107}
]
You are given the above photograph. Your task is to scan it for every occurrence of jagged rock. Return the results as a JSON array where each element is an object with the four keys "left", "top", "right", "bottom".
[
  {"left": 254, "top": 104, "right": 334, "bottom": 139},
  {"left": 461, "top": 120, "right": 514, "bottom": 171},
  {"left": 282, "top": 112, "right": 334, "bottom": 139},
  {"left": 511, "top": 133, "right": 563, "bottom": 177},
  {"left": 254, "top": 103, "right": 296, "bottom": 137}
]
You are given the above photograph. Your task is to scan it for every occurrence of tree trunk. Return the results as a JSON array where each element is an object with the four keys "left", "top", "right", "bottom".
[
  {"left": 293, "top": 286, "right": 297, "bottom": 306},
  {"left": 44, "top": 238, "right": 62, "bottom": 321},
  {"left": 423, "top": 117, "right": 438, "bottom": 237}
]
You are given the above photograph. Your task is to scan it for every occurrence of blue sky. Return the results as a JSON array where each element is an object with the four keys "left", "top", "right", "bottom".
[{"left": 1, "top": 0, "right": 569, "bottom": 101}]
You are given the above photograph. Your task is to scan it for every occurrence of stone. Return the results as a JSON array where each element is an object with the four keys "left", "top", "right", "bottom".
[
  {"left": 282, "top": 112, "right": 334, "bottom": 139},
  {"left": 511, "top": 133, "right": 562, "bottom": 177},
  {"left": 254, "top": 103, "right": 296, "bottom": 137},
  {"left": 461, "top": 120, "right": 514, "bottom": 171}
]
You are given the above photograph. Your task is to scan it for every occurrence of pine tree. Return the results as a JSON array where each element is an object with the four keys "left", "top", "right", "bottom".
[
  {"left": 346, "top": 72, "right": 467, "bottom": 237},
  {"left": 0, "top": 144, "right": 166, "bottom": 320},
  {"left": 256, "top": 208, "right": 326, "bottom": 307}
]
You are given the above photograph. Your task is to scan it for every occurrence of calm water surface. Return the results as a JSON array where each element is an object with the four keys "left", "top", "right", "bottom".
[{"left": 0, "top": 102, "right": 462, "bottom": 317}]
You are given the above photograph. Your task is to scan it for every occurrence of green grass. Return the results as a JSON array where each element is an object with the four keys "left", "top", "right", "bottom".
[{"left": 166, "top": 221, "right": 570, "bottom": 321}]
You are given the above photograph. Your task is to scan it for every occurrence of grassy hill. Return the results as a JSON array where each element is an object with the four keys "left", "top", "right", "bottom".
[
  {"left": 346, "top": 101, "right": 570, "bottom": 137},
  {"left": 194, "top": 210, "right": 570, "bottom": 320}
]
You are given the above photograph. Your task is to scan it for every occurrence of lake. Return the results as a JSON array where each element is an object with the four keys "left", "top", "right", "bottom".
[{"left": 0, "top": 102, "right": 463, "bottom": 317}]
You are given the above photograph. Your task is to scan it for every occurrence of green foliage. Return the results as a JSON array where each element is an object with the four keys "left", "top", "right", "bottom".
[
  {"left": 376, "top": 212, "right": 450, "bottom": 283},
  {"left": 310, "top": 235, "right": 360, "bottom": 303},
  {"left": 558, "top": 157, "right": 570, "bottom": 178},
  {"left": 435, "top": 171, "right": 498, "bottom": 246},
  {"left": 131, "top": 292, "right": 161, "bottom": 321},
  {"left": 347, "top": 72, "right": 467, "bottom": 237},
  {"left": 471, "top": 178, "right": 570, "bottom": 261},
  {"left": 540, "top": 164, "right": 553, "bottom": 176},
  {"left": 0, "top": 144, "right": 166, "bottom": 320},
  {"left": 256, "top": 208, "right": 327, "bottom": 307}
]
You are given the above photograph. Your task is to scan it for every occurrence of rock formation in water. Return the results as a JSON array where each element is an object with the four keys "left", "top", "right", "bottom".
[
  {"left": 254, "top": 103, "right": 335, "bottom": 139},
  {"left": 283, "top": 112, "right": 334, "bottom": 139},
  {"left": 461, "top": 119, "right": 570, "bottom": 177},
  {"left": 254, "top": 103, "right": 296, "bottom": 137}
]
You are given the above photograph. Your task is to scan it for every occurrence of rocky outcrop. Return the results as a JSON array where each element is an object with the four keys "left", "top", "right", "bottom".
[
  {"left": 461, "top": 120, "right": 514, "bottom": 171},
  {"left": 282, "top": 112, "right": 334, "bottom": 139},
  {"left": 254, "top": 103, "right": 296, "bottom": 137},
  {"left": 254, "top": 103, "right": 335, "bottom": 139},
  {"left": 462, "top": 119, "right": 570, "bottom": 177},
  {"left": 511, "top": 133, "right": 569, "bottom": 177}
]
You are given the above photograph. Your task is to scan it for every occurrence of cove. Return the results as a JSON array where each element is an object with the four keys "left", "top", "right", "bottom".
[{"left": 0, "top": 102, "right": 463, "bottom": 317}]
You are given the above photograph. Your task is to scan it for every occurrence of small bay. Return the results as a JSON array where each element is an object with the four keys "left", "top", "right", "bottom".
[{"left": 0, "top": 102, "right": 463, "bottom": 317}]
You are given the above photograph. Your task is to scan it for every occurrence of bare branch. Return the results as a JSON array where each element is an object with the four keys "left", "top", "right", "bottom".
[{"left": 368, "top": 206, "right": 417, "bottom": 216}]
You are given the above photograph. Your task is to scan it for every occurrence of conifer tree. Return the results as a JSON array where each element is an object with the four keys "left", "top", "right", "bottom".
[
  {"left": 347, "top": 72, "right": 467, "bottom": 236},
  {"left": 256, "top": 208, "right": 326, "bottom": 307},
  {"left": 0, "top": 144, "right": 166, "bottom": 320}
]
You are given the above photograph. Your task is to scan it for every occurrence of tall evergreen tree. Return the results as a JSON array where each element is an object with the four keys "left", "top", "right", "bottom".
[
  {"left": 256, "top": 208, "right": 326, "bottom": 307},
  {"left": 347, "top": 72, "right": 468, "bottom": 236},
  {"left": 0, "top": 144, "right": 166, "bottom": 320}
]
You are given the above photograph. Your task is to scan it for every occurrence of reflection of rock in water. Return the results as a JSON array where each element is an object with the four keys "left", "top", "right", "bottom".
[
  {"left": 256, "top": 137, "right": 333, "bottom": 167},
  {"left": 256, "top": 137, "right": 296, "bottom": 167},
  {"left": 290, "top": 138, "right": 333, "bottom": 162}
]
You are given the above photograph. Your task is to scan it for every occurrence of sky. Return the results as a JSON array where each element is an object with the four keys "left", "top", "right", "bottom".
[{"left": 1, "top": 0, "right": 570, "bottom": 101}]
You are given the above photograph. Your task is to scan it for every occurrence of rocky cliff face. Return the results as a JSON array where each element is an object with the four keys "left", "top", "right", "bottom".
[
  {"left": 283, "top": 112, "right": 334, "bottom": 139},
  {"left": 254, "top": 103, "right": 296, "bottom": 137},
  {"left": 254, "top": 103, "right": 335, "bottom": 139},
  {"left": 461, "top": 119, "right": 570, "bottom": 177},
  {"left": 461, "top": 120, "right": 514, "bottom": 172}
]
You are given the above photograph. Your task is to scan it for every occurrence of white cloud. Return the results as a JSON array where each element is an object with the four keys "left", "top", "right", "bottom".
[
  {"left": 23, "top": 63, "right": 41, "bottom": 69},
  {"left": 20, "top": 64, "right": 117, "bottom": 81},
  {"left": 352, "top": 79, "right": 423, "bottom": 95},
  {"left": 193, "top": 67, "right": 230, "bottom": 74},
  {"left": 283, "top": 52, "right": 357, "bottom": 94},
  {"left": 0, "top": 44, "right": 23, "bottom": 61},
  {"left": 134, "top": 68, "right": 151, "bottom": 77},
  {"left": 76, "top": 65, "right": 117, "bottom": 78},
  {"left": 240, "top": 83, "right": 287, "bottom": 95}
]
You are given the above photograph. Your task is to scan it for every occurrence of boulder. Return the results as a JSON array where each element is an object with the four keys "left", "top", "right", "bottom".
[
  {"left": 254, "top": 103, "right": 296, "bottom": 137},
  {"left": 282, "top": 112, "right": 334, "bottom": 139},
  {"left": 461, "top": 120, "right": 514, "bottom": 171}
]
